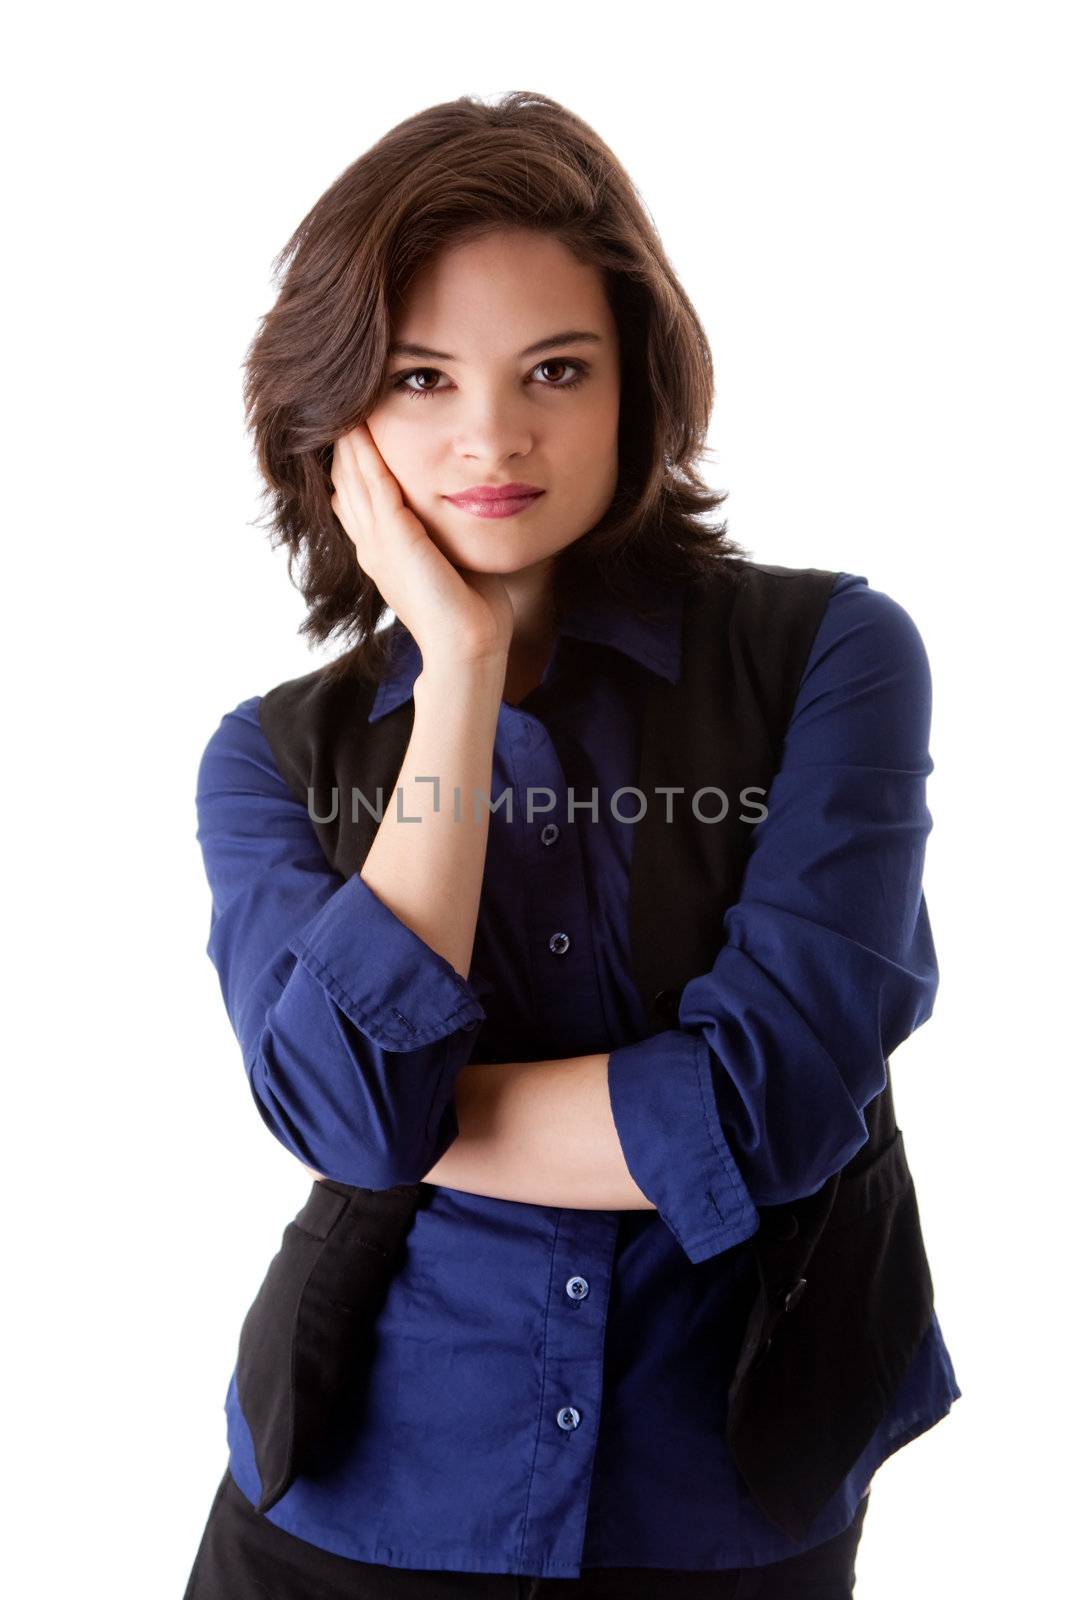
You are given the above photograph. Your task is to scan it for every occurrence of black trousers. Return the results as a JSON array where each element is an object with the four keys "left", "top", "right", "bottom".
[{"left": 182, "top": 1469, "right": 870, "bottom": 1599}]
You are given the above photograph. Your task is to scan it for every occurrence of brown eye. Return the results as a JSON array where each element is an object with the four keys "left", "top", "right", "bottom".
[
  {"left": 388, "top": 357, "right": 591, "bottom": 402},
  {"left": 391, "top": 367, "right": 444, "bottom": 400},
  {"left": 533, "top": 359, "right": 590, "bottom": 390}
]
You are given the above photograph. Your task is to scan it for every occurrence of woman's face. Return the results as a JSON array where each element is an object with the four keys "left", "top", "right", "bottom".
[{"left": 363, "top": 227, "right": 621, "bottom": 578}]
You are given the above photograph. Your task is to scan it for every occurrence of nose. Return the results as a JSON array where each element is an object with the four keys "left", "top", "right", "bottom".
[{"left": 451, "top": 390, "right": 535, "bottom": 463}]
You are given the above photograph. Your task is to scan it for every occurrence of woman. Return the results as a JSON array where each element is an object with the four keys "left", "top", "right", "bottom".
[{"left": 183, "top": 90, "right": 961, "bottom": 1598}]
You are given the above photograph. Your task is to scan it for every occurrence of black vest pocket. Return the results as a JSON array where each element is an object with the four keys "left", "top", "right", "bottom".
[
  {"left": 234, "top": 1177, "right": 422, "bottom": 1514},
  {"left": 727, "top": 1125, "right": 935, "bottom": 1540}
]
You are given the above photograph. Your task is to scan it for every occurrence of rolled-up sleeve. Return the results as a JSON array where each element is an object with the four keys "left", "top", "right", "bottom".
[
  {"left": 607, "top": 573, "right": 939, "bottom": 1264},
  {"left": 195, "top": 695, "right": 492, "bottom": 1187}
]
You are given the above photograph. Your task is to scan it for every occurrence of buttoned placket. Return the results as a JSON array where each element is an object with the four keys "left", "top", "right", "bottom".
[{"left": 495, "top": 701, "right": 621, "bottom": 1574}]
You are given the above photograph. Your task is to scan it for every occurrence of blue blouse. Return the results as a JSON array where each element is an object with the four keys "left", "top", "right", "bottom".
[{"left": 194, "top": 568, "right": 962, "bottom": 1578}]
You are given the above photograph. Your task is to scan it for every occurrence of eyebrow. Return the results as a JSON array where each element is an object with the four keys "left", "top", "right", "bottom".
[{"left": 386, "top": 329, "right": 605, "bottom": 362}]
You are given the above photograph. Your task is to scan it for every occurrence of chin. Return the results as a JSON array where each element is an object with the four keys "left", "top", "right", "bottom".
[
  {"left": 459, "top": 552, "right": 540, "bottom": 575},
  {"left": 433, "top": 529, "right": 549, "bottom": 570}
]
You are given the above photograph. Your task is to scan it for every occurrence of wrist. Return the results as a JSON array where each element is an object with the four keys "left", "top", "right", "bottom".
[{"left": 414, "top": 653, "right": 507, "bottom": 701}]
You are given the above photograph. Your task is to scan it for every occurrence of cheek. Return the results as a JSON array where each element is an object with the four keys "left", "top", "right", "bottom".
[
  {"left": 566, "top": 400, "right": 619, "bottom": 479},
  {"left": 559, "top": 392, "right": 613, "bottom": 443},
  {"left": 363, "top": 416, "right": 423, "bottom": 485},
  {"left": 362, "top": 409, "right": 395, "bottom": 457},
  {"left": 583, "top": 379, "right": 620, "bottom": 438}
]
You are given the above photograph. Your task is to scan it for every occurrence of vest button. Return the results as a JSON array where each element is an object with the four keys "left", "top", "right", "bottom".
[
  {"left": 556, "top": 1405, "right": 581, "bottom": 1431},
  {"left": 774, "top": 1211, "right": 799, "bottom": 1242},
  {"left": 780, "top": 1277, "right": 808, "bottom": 1313},
  {"left": 653, "top": 986, "right": 682, "bottom": 1023},
  {"left": 565, "top": 1275, "right": 589, "bottom": 1301},
  {"left": 540, "top": 822, "right": 559, "bottom": 846},
  {"left": 548, "top": 931, "right": 571, "bottom": 955}
]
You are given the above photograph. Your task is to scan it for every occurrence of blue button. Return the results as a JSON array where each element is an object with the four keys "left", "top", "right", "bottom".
[
  {"left": 540, "top": 822, "right": 559, "bottom": 846},
  {"left": 556, "top": 1406, "right": 581, "bottom": 1431},
  {"left": 548, "top": 931, "right": 570, "bottom": 955},
  {"left": 565, "top": 1276, "right": 589, "bottom": 1301}
]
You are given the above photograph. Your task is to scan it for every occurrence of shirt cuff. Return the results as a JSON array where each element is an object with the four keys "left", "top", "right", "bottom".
[
  {"left": 607, "top": 1030, "right": 760, "bottom": 1264},
  {"left": 288, "top": 871, "right": 489, "bottom": 1051}
]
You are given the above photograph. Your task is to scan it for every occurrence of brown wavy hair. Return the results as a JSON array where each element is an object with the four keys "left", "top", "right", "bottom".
[{"left": 242, "top": 89, "right": 750, "bottom": 685}]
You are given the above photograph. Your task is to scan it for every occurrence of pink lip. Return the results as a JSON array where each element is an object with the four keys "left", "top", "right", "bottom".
[
  {"left": 447, "top": 482, "right": 544, "bottom": 500},
  {"left": 444, "top": 486, "right": 545, "bottom": 519}
]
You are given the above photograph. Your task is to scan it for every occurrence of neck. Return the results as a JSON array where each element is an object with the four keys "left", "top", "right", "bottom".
[{"left": 502, "top": 556, "right": 560, "bottom": 654}]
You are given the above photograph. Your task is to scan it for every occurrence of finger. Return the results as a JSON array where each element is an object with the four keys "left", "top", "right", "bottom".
[
  {"left": 350, "top": 424, "right": 402, "bottom": 519},
  {"left": 331, "top": 431, "right": 373, "bottom": 532}
]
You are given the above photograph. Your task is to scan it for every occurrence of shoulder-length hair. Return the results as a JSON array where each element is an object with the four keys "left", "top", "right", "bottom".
[{"left": 243, "top": 89, "right": 750, "bottom": 684}]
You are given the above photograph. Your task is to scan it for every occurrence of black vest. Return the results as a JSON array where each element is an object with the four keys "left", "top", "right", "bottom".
[{"left": 235, "top": 559, "right": 936, "bottom": 1544}]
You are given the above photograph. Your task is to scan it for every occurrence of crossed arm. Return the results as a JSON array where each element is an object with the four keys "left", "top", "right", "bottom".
[
  {"left": 303, "top": 1052, "right": 657, "bottom": 1211},
  {"left": 204, "top": 581, "right": 938, "bottom": 1251}
]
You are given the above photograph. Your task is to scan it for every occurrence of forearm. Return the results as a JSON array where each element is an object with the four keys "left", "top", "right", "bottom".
[
  {"left": 359, "top": 655, "right": 506, "bottom": 982},
  {"left": 421, "top": 1053, "right": 657, "bottom": 1210}
]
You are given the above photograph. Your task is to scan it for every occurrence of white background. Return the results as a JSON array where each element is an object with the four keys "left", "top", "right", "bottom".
[{"left": 5, "top": 3, "right": 1063, "bottom": 1594}]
